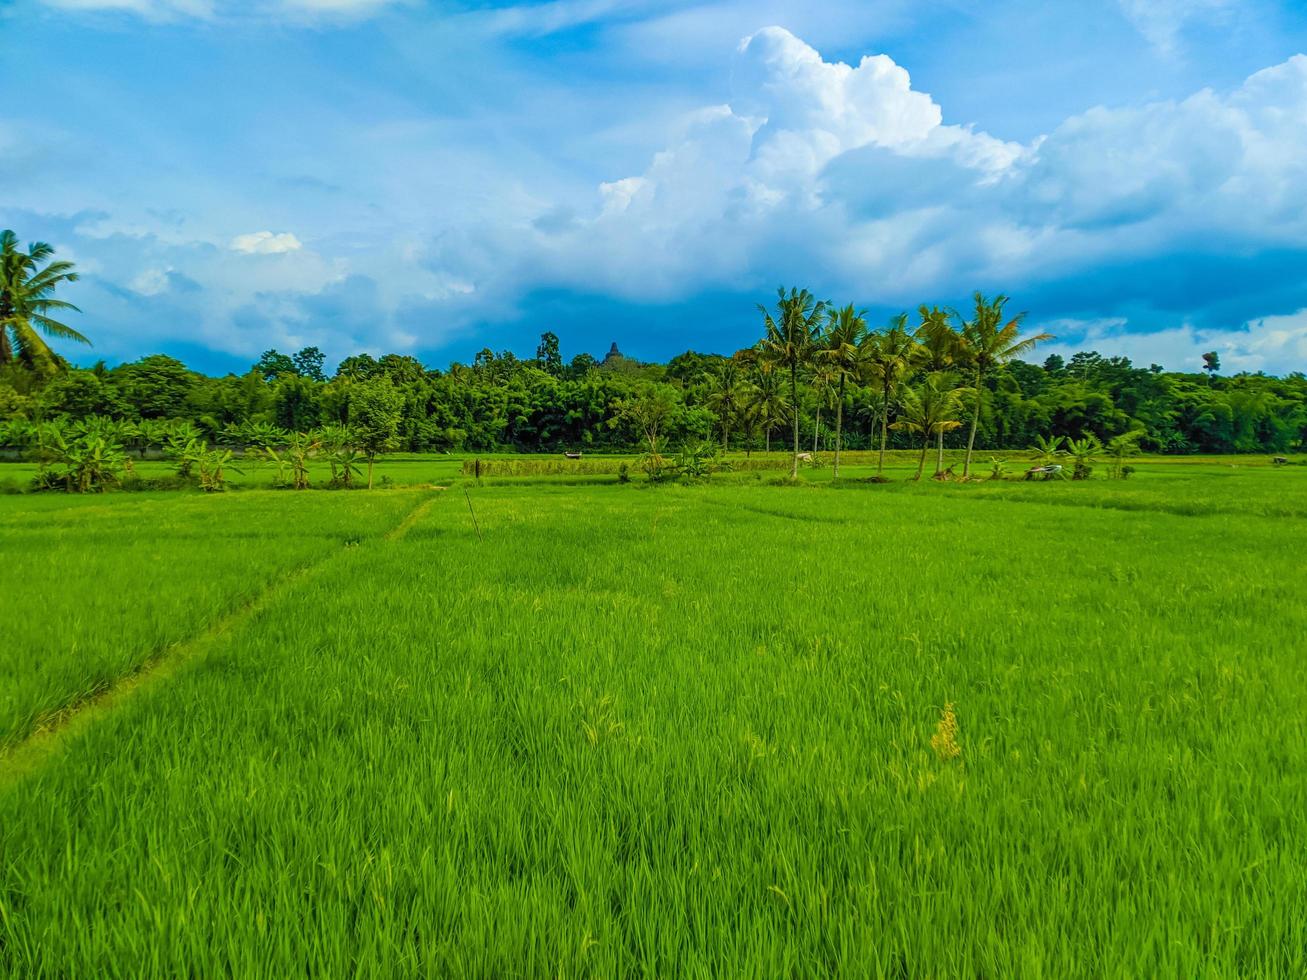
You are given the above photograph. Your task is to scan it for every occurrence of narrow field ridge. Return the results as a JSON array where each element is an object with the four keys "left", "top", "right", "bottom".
[
  {"left": 384, "top": 491, "right": 442, "bottom": 539},
  {"left": 0, "top": 490, "right": 441, "bottom": 788}
]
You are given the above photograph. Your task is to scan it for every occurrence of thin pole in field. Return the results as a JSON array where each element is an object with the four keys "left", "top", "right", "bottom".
[{"left": 463, "top": 486, "right": 483, "bottom": 542}]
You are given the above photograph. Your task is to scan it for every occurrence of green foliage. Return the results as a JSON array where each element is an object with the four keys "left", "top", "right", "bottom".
[
  {"left": 1066, "top": 434, "right": 1103, "bottom": 480},
  {"left": 671, "top": 438, "right": 723, "bottom": 480},
  {"left": 162, "top": 420, "right": 203, "bottom": 477},
  {"left": 1, "top": 252, "right": 1305, "bottom": 463},
  {"left": 956, "top": 293, "right": 1053, "bottom": 477},
  {"left": 39, "top": 424, "right": 128, "bottom": 492},
  {"left": 1031, "top": 433, "right": 1067, "bottom": 464},
  {"left": 612, "top": 385, "right": 677, "bottom": 455},
  {"left": 535, "top": 331, "right": 563, "bottom": 376},
  {"left": 196, "top": 446, "right": 240, "bottom": 493},
  {"left": 758, "top": 286, "right": 827, "bottom": 477},
  {"left": 641, "top": 449, "right": 669, "bottom": 482},
  {"left": 348, "top": 379, "right": 403, "bottom": 489},
  {"left": 292, "top": 346, "right": 326, "bottom": 382},
  {"left": 0, "top": 230, "right": 87, "bottom": 372},
  {"left": 284, "top": 432, "right": 320, "bottom": 490},
  {"left": 253, "top": 349, "right": 297, "bottom": 380},
  {"left": 1106, "top": 430, "right": 1145, "bottom": 479}
]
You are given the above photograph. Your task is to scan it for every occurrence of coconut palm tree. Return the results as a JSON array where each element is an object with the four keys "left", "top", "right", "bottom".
[
  {"left": 0, "top": 230, "right": 88, "bottom": 370},
  {"left": 915, "top": 305, "right": 962, "bottom": 475},
  {"left": 758, "top": 287, "right": 827, "bottom": 478},
  {"left": 808, "top": 360, "right": 839, "bottom": 454},
  {"left": 818, "top": 304, "right": 868, "bottom": 477},
  {"left": 862, "top": 314, "right": 922, "bottom": 476},
  {"left": 705, "top": 360, "right": 742, "bottom": 452},
  {"left": 891, "top": 375, "right": 967, "bottom": 480},
  {"left": 735, "top": 394, "right": 762, "bottom": 457},
  {"left": 747, "top": 363, "right": 789, "bottom": 454},
  {"left": 956, "top": 293, "right": 1052, "bottom": 479}
]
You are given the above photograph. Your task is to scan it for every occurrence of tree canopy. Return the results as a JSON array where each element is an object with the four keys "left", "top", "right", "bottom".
[{"left": 0, "top": 259, "right": 1303, "bottom": 459}]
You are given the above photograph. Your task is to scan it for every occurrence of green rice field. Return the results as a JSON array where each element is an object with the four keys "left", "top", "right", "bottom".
[{"left": 2, "top": 457, "right": 1305, "bottom": 976}]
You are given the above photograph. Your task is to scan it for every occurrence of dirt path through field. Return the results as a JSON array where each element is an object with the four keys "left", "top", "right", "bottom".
[{"left": 0, "top": 490, "right": 443, "bottom": 789}]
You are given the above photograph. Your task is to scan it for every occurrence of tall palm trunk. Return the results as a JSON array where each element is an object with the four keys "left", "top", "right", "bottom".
[
  {"left": 833, "top": 377, "right": 845, "bottom": 477},
  {"left": 878, "top": 381, "right": 890, "bottom": 475},
  {"left": 936, "top": 429, "right": 944, "bottom": 476},
  {"left": 813, "top": 406, "right": 821, "bottom": 454},
  {"left": 790, "top": 364, "right": 800, "bottom": 479},
  {"left": 765, "top": 428, "right": 771, "bottom": 453},
  {"left": 963, "top": 369, "right": 982, "bottom": 479}
]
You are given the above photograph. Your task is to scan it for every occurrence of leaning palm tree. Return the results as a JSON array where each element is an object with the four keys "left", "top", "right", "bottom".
[
  {"left": 915, "top": 305, "right": 962, "bottom": 475},
  {"left": 862, "top": 314, "right": 922, "bottom": 476},
  {"left": 1, "top": 231, "right": 88, "bottom": 370},
  {"left": 956, "top": 293, "right": 1052, "bottom": 479},
  {"left": 758, "top": 287, "right": 827, "bottom": 478},
  {"left": 705, "top": 360, "right": 742, "bottom": 452},
  {"left": 818, "top": 304, "right": 868, "bottom": 477},
  {"left": 891, "top": 376, "right": 967, "bottom": 480}
]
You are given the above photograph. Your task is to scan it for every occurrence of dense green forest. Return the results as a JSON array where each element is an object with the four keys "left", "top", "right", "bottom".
[
  {"left": 3, "top": 230, "right": 1305, "bottom": 466},
  {"left": 3, "top": 321, "right": 1304, "bottom": 458}
]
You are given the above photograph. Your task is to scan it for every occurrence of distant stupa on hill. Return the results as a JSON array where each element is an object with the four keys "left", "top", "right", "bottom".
[{"left": 602, "top": 342, "right": 624, "bottom": 366}]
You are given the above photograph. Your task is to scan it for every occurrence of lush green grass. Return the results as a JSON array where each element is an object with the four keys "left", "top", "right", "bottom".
[
  {"left": 1, "top": 449, "right": 1300, "bottom": 495},
  {"left": 0, "top": 491, "right": 416, "bottom": 748},
  {"left": 1, "top": 469, "right": 1305, "bottom": 975}
]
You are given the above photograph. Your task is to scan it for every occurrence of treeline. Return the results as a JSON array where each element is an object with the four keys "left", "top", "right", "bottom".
[{"left": 2, "top": 298, "right": 1305, "bottom": 463}]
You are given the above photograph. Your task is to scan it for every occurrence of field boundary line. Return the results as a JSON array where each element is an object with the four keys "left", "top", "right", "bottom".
[
  {"left": 0, "top": 489, "right": 443, "bottom": 789},
  {"left": 385, "top": 491, "right": 441, "bottom": 540}
]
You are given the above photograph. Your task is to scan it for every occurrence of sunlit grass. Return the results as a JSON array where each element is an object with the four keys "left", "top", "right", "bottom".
[
  {"left": 0, "top": 491, "right": 416, "bottom": 747},
  {"left": 1, "top": 472, "right": 1305, "bottom": 975}
]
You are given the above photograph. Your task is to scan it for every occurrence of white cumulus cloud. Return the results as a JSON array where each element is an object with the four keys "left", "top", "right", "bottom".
[
  {"left": 416, "top": 26, "right": 1307, "bottom": 372},
  {"left": 230, "top": 231, "right": 303, "bottom": 255}
]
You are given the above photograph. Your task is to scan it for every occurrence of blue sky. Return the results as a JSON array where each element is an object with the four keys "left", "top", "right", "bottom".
[{"left": 4, "top": 0, "right": 1307, "bottom": 374}]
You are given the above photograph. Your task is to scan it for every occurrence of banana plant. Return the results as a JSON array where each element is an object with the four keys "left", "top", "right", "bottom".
[
  {"left": 284, "top": 431, "right": 321, "bottom": 490},
  {"left": 64, "top": 434, "right": 128, "bottom": 493},
  {"left": 134, "top": 419, "right": 169, "bottom": 458},
  {"left": 1105, "top": 430, "right": 1144, "bottom": 479},
  {"left": 314, "top": 424, "right": 353, "bottom": 485},
  {"left": 1066, "top": 435, "right": 1102, "bottom": 480},
  {"left": 197, "top": 447, "right": 241, "bottom": 492},
  {"left": 163, "top": 421, "right": 203, "bottom": 477},
  {"left": 1031, "top": 433, "right": 1066, "bottom": 466},
  {"left": 331, "top": 446, "right": 365, "bottom": 488},
  {"left": 261, "top": 445, "right": 291, "bottom": 487}
]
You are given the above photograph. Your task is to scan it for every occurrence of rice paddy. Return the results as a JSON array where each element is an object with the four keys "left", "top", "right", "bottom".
[{"left": 1, "top": 458, "right": 1305, "bottom": 976}]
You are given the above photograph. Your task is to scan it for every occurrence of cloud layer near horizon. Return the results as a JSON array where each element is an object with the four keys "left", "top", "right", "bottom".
[{"left": 5, "top": 10, "right": 1307, "bottom": 373}]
